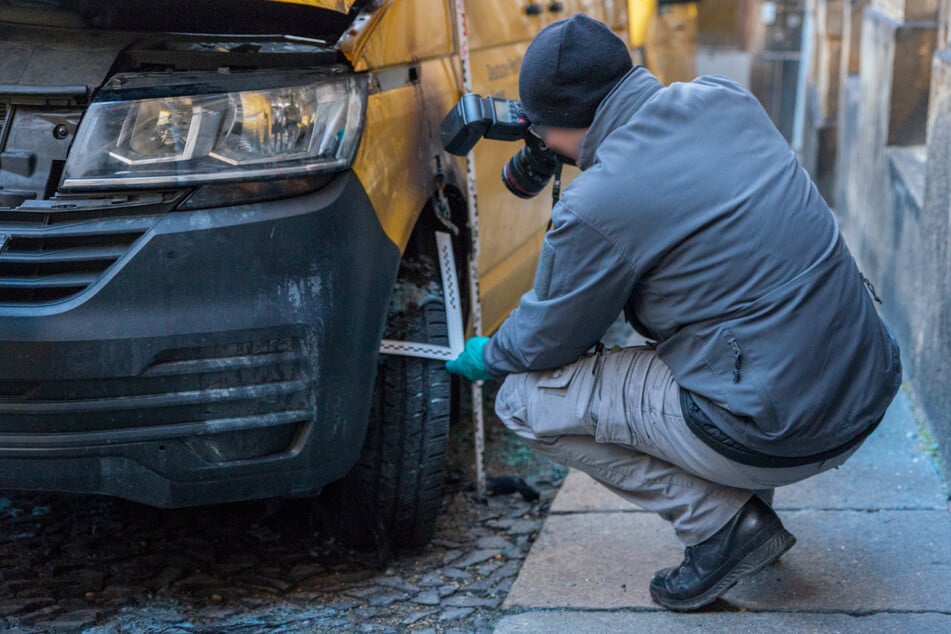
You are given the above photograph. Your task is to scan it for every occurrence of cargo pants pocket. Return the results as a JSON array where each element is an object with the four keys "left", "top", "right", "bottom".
[
  {"left": 589, "top": 348, "right": 677, "bottom": 453},
  {"left": 523, "top": 356, "right": 600, "bottom": 438}
]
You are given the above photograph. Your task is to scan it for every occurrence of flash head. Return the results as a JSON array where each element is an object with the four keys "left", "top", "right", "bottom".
[
  {"left": 440, "top": 93, "right": 560, "bottom": 199},
  {"left": 440, "top": 94, "right": 531, "bottom": 156}
]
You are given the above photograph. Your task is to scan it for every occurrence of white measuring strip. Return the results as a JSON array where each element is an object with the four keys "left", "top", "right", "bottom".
[
  {"left": 379, "top": 231, "right": 465, "bottom": 361},
  {"left": 453, "top": 0, "right": 488, "bottom": 500}
]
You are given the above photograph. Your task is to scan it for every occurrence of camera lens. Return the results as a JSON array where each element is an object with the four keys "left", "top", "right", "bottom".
[{"left": 501, "top": 139, "right": 559, "bottom": 199}]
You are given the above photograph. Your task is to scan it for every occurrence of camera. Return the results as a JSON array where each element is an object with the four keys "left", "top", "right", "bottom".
[{"left": 440, "top": 94, "right": 560, "bottom": 199}]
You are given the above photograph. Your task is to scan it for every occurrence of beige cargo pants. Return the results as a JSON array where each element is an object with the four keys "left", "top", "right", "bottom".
[{"left": 495, "top": 346, "right": 860, "bottom": 546}]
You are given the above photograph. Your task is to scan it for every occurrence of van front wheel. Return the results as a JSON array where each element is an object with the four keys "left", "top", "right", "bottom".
[{"left": 326, "top": 299, "right": 451, "bottom": 552}]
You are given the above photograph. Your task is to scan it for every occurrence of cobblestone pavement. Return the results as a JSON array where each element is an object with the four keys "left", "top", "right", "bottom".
[{"left": 0, "top": 386, "right": 566, "bottom": 634}]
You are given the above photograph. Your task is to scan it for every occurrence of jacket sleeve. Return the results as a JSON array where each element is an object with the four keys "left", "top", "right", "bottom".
[{"left": 483, "top": 201, "right": 640, "bottom": 375}]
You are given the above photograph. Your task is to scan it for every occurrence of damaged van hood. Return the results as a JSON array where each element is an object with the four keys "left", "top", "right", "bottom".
[
  {"left": 271, "top": 0, "right": 360, "bottom": 11},
  {"left": 0, "top": 0, "right": 374, "bottom": 42},
  {"left": 0, "top": 0, "right": 389, "bottom": 93}
]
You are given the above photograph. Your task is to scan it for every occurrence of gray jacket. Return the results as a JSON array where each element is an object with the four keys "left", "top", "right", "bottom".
[{"left": 484, "top": 67, "right": 901, "bottom": 461}]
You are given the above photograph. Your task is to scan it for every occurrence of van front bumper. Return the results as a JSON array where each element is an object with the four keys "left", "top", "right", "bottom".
[{"left": 0, "top": 172, "right": 401, "bottom": 507}]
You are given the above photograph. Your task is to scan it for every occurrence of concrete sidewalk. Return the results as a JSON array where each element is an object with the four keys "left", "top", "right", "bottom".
[{"left": 494, "top": 389, "right": 951, "bottom": 633}]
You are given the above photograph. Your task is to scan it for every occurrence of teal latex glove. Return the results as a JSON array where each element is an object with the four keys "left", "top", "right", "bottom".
[{"left": 446, "top": 337, "right": 495, "bottom": 382}]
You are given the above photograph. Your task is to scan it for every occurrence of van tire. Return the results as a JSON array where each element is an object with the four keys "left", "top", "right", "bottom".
[{"left": 327, "top": 300, "right": 451, "bottom": 552}]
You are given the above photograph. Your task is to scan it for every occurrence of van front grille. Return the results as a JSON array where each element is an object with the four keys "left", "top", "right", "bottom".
[{"left": 0, "top": 198, "right": 173, "bottom": 304}]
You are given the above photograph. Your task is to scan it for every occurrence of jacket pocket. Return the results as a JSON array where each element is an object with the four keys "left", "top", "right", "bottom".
[{"left": 719, "top": 329, "right": 781, "bottom": 435}]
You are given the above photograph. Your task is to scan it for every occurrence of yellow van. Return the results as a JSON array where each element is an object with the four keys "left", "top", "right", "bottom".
[{"left": 0, "top": 0, "right": 645, "bottom": 549}]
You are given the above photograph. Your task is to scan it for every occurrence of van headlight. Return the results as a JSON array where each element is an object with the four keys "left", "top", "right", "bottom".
[{"left": 62, "top": 72, "right": 367, "bottom": 189}]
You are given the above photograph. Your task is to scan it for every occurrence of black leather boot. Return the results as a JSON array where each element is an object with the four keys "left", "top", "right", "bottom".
[{"left": 649, "top": 495, "right": 796, "bottom": 611}]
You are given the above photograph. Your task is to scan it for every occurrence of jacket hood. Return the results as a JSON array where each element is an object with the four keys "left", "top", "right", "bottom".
[{"left": 578, "top": 66, "right": 664, "bottom": 171}]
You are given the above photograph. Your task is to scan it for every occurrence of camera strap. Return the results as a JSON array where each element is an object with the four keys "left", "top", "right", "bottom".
[{"left": 547, "top": 160, "right": 564, "bottom": 232}]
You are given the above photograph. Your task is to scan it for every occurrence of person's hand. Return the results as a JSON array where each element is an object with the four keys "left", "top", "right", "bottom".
[{"left": 445, "top": 337, "right": 494, "bottom": 382}]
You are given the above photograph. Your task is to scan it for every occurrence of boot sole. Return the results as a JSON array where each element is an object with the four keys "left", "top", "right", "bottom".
[{"left": 651, "top": 527, "right": 797, "bottom": 612}]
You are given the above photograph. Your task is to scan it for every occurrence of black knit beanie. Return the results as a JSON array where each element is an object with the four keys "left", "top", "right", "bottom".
[{"left": 518, "top": 14, "right": 633, "bottom": 128}]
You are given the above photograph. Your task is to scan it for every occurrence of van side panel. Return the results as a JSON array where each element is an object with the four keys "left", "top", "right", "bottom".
[
  {"left": 344, "top": 0, "right": 455, "bottom": 72},
  {"left": 351, "top": 57, "right": 461, "bottom": 252}
]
